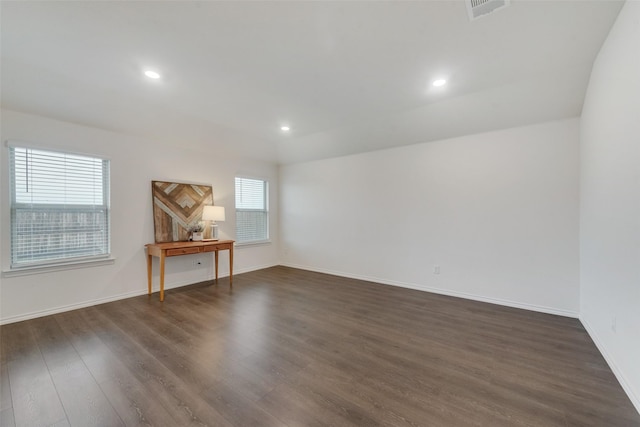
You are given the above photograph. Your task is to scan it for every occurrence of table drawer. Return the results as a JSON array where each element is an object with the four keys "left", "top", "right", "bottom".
[
  {"left": 166, "top": 247, "right": 201, "bottom": 256},
  {"left": 203, "top": 243, "right": 232, "bottom": 252}
]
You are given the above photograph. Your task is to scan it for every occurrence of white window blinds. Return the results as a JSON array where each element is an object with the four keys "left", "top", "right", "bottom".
[
  {"left": 9, "top": 145, "right": 111, "bottom": 268},
  {"left": 235, "top": 177, "right": 268, "bottom": 243}
]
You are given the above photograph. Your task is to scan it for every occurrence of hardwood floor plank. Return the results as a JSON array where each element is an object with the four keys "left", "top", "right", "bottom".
[
  {"left": 58, "top": 308, "right": 190, "bottom": 426},
  {"left": 0, "top": 407, "right": 15, "bottom": 427},
  {"left": 0, "top": 363, "right": 11, "bottom": 413},
  {"left": 95, "top": 379, "right": 174, "bottom": 427},
  {"left": 121, "top": 287, "right": 294, "bottom": 404},
  {"left": 2, "top": 321, "right": 68, "bottom": 427},
  {"left": 287, "top": 359, "right": 483, "bottom": 427},
  {"left": 48, "top": 418, "right": 71, "bottom": 427},
  {"left": 53, "top": 310, "right": 191, "bottom": 427},
  {"left": 28, "top": 317, "right": 124, "bottom": 427},
  {"left": 79, "top": 307, "right": 233, "bottom": 427},
  {"left": 3, "top": 266, "right": 639, "bottom": 426},
  {"left": 258, "top": 380, "right": 382, "bottom": 427},
  {"left": 198, "top": 379, "right": 285, "bottom": 427}
]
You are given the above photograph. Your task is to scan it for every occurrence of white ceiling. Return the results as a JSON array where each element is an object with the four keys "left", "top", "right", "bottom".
[{"left": 1, "top": 1, "right": 623, "bottom": 164}]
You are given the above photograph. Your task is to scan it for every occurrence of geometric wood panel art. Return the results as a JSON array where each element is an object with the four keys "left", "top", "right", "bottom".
[{"left": 151, "top": 181, "right": 214, "bottom": 243}]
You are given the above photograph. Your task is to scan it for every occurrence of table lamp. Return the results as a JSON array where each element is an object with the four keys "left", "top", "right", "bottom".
[{"left": 202, "top": 205, "right": 225, "bottom": 240}]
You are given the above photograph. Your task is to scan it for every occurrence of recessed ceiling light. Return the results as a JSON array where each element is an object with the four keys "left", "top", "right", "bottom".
[
  {"left": 144, "top": 70, "right": 161, "bottom": 79},
  {"left": 281, "top": 126, "right": 290, "bottom": 132},
  {"left": 432, "top": 79, "right": 447, "bottom": 87}
]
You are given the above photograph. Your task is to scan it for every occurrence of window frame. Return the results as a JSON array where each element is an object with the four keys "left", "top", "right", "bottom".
[
  {"left": 234, "top": 175, "right": 270, "bottom": 246},
  {"left": 7, "top": 142, "right": 112, "bottom": 271}
]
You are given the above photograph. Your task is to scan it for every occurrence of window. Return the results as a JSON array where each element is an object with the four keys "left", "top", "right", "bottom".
[
  {"left": 9, "top": 144, "right": 110, "bottom": 268},
  {"left": 235, "top": 177, "right": 268, "bottom": 244}
]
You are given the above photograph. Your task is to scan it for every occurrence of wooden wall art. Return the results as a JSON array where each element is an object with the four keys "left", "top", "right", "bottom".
[{"left": 151, "top": 181, "right": 213, "bottom": 243}]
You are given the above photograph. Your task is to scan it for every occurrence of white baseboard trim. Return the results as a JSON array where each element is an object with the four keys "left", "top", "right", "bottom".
[
  {"left": 234, "top": 262, "right": 280, "bottom": 275},
  {"left": 0, "top": 262, "right": 280, "bottom": 325},
  {"left": 0, "top": 289, "right": 150, "bottom": 325},
  {"left": 280, "top": 262, "right": 579, "bottom": 318},
  {"left": 580, "top": 317, "right": 640, "bottom": 414}
]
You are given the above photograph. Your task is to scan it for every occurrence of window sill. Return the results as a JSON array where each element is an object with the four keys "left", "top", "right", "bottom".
[
  {"left": 235, "top": 240, "right": 272, "bottom": 248},
  {"left": 2, "top": 257, "right": 116, "bottom": 278}
]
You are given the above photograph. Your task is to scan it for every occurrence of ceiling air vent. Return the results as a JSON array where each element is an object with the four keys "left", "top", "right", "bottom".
[{"left": 466, "top": 0, "right": 510, "bottom": 21}]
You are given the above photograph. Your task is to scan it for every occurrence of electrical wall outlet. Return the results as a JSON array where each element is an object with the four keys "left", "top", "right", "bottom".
[
  {"left": 611, "top": 316, "right": 617, "bottom": 333},
  {"left": 433, "top": 265, "right": 440, "bottom": 274}
]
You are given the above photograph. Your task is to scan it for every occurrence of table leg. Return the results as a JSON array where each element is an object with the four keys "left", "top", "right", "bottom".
[
  {"left": 159, "top": 252, "right": 166, "bottom": 302},
  {"left": 229, "top": 245, "right": 233, "bottom": 288},
  {"left": 215, "top": 250, "right": 219, "bottom": 283},
  {"left": 146, "top": 252, "right": 153, "bottom": 295}
]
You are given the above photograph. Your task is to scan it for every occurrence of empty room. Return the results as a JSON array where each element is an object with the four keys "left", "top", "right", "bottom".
[{"left": 1, "top": 1, "right": 639, "bottom": 426}]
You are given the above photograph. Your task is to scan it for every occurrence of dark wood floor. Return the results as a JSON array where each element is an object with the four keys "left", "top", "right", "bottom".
[{"left": 1, "top": 266, "right": 638, "bottom": 427}]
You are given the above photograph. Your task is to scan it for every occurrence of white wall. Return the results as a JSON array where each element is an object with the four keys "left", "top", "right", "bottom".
[
  {"left": 0, "top": 109, "right": 279, "bottom": 324},
  {"left": 579, "top": 1, "right": 640, "bottom": 412},
  {"left": 280, "top": 119, "right": 580, "bottom": 316}
]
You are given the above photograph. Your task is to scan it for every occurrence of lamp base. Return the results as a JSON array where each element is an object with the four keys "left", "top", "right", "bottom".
[{"left": 210, "top": 223, "right": 219, "bottom": 240}]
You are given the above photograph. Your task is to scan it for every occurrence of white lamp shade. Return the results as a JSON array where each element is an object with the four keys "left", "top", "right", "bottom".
[{"left": 202, "top": 205, "right": 225, "bottom": 221}]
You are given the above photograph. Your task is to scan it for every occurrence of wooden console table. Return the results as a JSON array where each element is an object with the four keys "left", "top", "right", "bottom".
[{"left": 145, "top": 240, "right": 234, "bottom": 301}]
